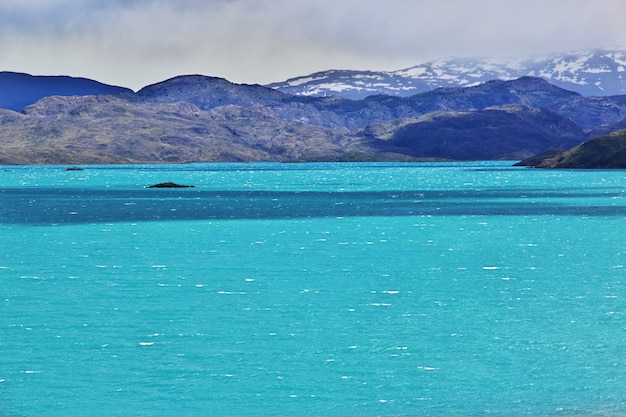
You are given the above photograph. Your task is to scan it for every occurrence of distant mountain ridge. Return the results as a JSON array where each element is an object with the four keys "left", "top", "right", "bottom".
[
  {"left": 2, "top": 48, "right": 625, "bottom": 112},
  {"left": 134, "top": 75, "right": 626, "bottom": 132},
  {"left": 266, "top": 49, "right": 626, "bottom": 99},
  {"left": 0, "top": 72, "right": 133, "bottom": 111}
]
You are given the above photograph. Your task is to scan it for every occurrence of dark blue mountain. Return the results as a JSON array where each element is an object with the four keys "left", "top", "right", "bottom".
[{"left": 0, "top": 72, "right": 133, "bottom": 111}]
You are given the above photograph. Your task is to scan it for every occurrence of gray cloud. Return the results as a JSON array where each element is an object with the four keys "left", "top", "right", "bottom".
[{"left": 1, "top": 0, "right": 625, "bottom": 90}]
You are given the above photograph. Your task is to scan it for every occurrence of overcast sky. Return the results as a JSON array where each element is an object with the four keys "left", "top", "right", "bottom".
[{"left": 1, "top": 0, "right": 625, "bottom": 90}]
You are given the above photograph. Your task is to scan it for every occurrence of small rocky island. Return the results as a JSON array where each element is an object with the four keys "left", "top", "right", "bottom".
[{"left": 147, "top": 182, "right": 195, "bottom": 188}]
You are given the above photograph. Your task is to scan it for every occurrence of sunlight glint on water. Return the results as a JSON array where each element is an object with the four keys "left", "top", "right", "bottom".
[{"left": 1, "top": 162, "right": 626, "bottom": 417}]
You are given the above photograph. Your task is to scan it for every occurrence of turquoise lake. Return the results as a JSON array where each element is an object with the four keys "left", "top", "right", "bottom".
[{"left": 1, "top": 161, "right": 626, "bottom": 416}]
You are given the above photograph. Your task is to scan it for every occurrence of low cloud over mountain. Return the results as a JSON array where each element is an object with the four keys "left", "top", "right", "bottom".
[{"left": 267, "top": 49, "right": 626, "bottom": 99}]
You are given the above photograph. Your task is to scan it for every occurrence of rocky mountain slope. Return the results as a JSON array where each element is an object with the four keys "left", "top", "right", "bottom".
[
  {"left": 0, "top": 95, "right": 356, "bottom": 164},
  {"left": 267, "top": 49, "right": 626, "bottom": 99},
  {"left": 516, "top": 129, "right": 626, "bottom": 168},
  {"left": 0, "top": 72, "right": 133, "bottom": 111}
]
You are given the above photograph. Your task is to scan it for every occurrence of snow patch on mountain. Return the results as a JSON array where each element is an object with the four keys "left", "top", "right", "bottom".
[{"left": 266, "top": 49, "right": 626, "bottom": 99}]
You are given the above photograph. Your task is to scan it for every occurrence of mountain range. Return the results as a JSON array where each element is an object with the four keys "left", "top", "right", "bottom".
[
  {"left": 267, "top": 49, "right": 626, "bottom": 99},
  {"left": 2, "top": 49, "right": 626, "bottom": 165}
]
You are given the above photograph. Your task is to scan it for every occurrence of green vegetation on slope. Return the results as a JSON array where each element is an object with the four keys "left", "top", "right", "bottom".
[{"left": 518, "top": 129, "right": 626, "bottom": 168}]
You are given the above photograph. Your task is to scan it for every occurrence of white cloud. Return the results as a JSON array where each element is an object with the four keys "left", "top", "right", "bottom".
[{"left": 1, "top": 0, "right": 625, "bottom": 89}]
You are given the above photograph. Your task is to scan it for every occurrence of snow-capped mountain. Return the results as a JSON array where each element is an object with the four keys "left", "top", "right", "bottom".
[{"left": 266, "top": 49, "right": 626, "bottom": 99}]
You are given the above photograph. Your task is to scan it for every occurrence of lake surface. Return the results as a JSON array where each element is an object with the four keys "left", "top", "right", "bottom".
[{"left": 1, "top": 161, "right": 626, "bottom": 417}]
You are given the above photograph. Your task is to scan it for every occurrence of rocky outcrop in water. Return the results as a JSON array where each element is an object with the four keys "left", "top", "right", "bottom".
[{"left": 147, "top": 182, "right": 195, "bottom": 188}]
